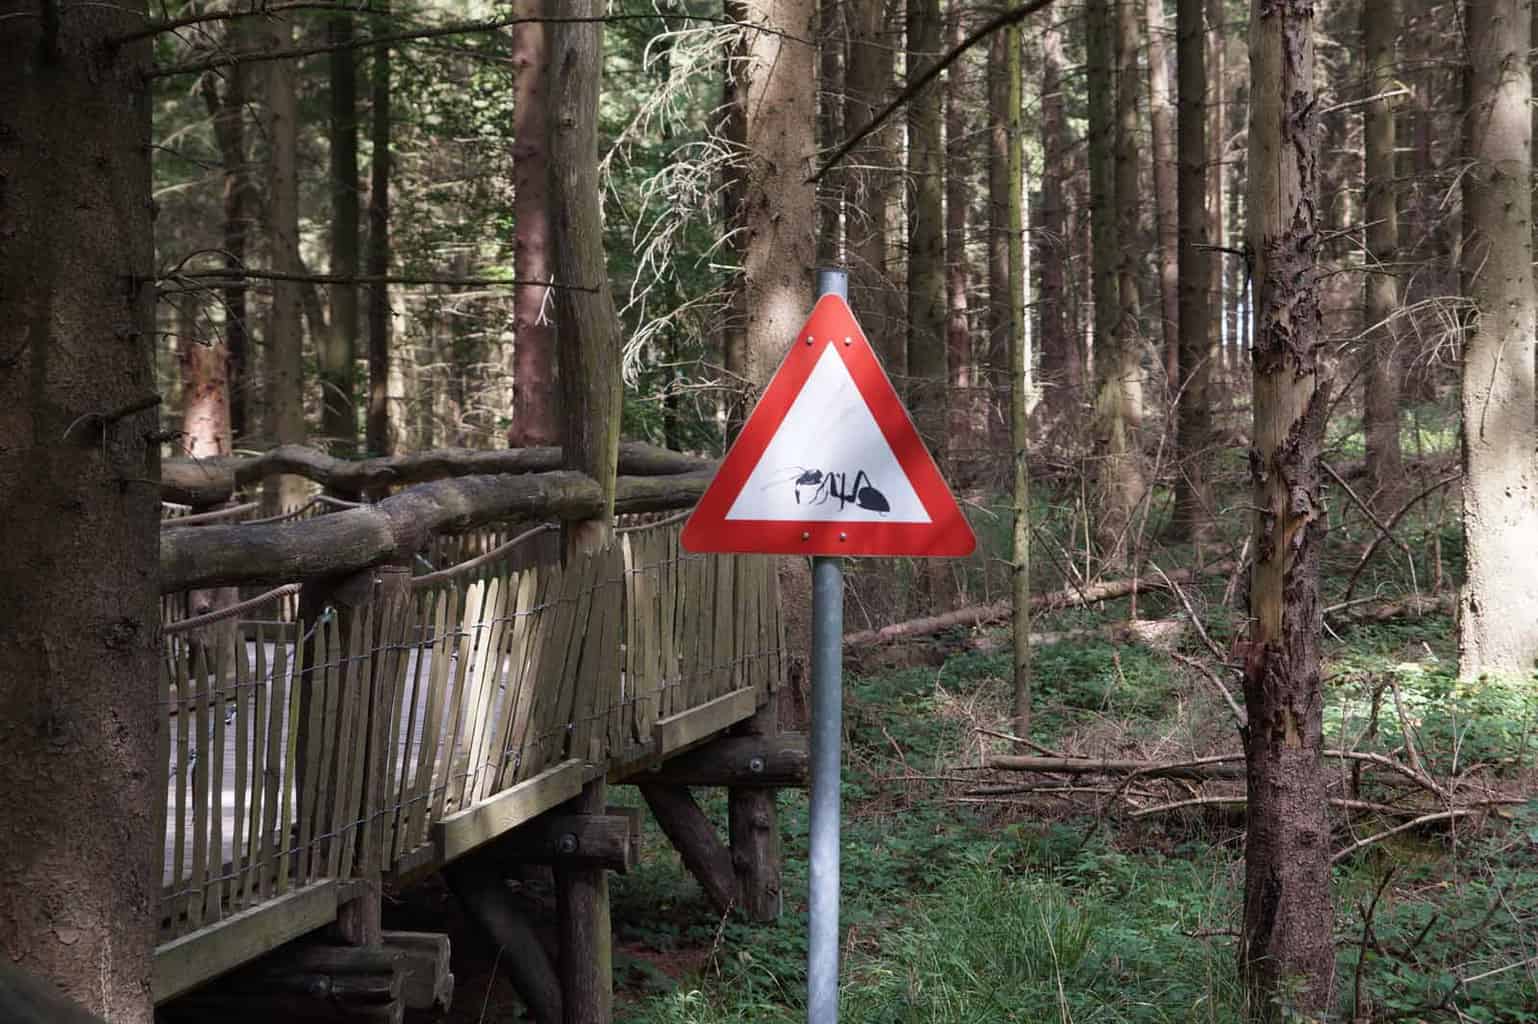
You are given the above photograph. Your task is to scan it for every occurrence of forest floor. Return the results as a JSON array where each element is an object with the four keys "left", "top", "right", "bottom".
[
  {"left": 394, "top": 598, "right": 1538, "bottom": 1023},
  {"left": 393, "top": 442, "right": 1538, "bottom": 1021}
]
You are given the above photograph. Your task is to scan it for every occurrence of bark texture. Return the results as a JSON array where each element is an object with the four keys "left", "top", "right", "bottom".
[
  {"left": 263, "top": 25, "right": 308, "bottom": 512},
  {"left": 844, "top": 0, "right": 902, "bottom": 371},
  {"left": 1175, "top": 0, "right": 1214, "bottom": 539},
  {"left": 740, "top": 0, "right": 817, "bottom": 390},
  {"left": 508, "top": 0, "right": 560, "bottom": 448},
  {"left": 549, "top": 0, "right": 623, "bottom": 555},
  {"left": 1006, "top": 20, "right": 1031, "bottom": 738},
  {"left": 1241, "top": 1, "right": 1334, "bottom": 1017},
  {"left": 323, "top": 12, "right": 359, "bottom": 452},
  {"left": 944, "top": 6, "right": 974, "bottom": 474},
  {"left": 1458, "top": 0, "right": 1538, "bottom": 679},
  {"left": 0, "top": 9, "right": 160, "bottom": 1020},
  {"left": 1146, "top": 0, "right": 1180, "bottom": 385},
  {"left": 365, "top": 6, "right": 392, "bottom": 456},
  {"left": 1362, "top": 0, "right": 1402, "bottom": 505},
  {"left": 1035, "top": 24, "right": 1078, "bottom": 414},
  {"left": 906, "top": 0, "right": 946, "bottom": 447}
]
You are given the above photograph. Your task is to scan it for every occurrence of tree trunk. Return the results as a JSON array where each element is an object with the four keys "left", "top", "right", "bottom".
[
  {"left": 905, "top": 0, "right": 946, "bottom": 451},
  {"left": 508, "top": 0, "right": 560, "bottom": 448},
  {"left": 0, "top": 9, "right": 159, "bottom": 1020},
  {"left": 845, "top": 0, "right": 902, "bottom": 373},
  {"left": 1088, "top": 0, "right": 1147, "bottom": 567},
  {"left": 988, "top": 27, "right": 1010, "bottom": 448},
  {"left": 1361, "top": 0, "right": 1402, "bottom": 506},
  {"left": 817, "top": 0, "right": 845, "bottom": 267},
  {"left": 1459, "top": 0, "right": 1538, "bottom": 679},
  {"left": 323, "top": 11, "right": 359, "bottom": 453},
  {"left": 1174, "top": 0, "right": 1213, "bottom": 540},
  {"left": 1005, "top": 20, "right": 1031, "bottom": 739},
  {"left": 1240, "top": 1, "right": 1334, "bottom": 1017},
  {"left": 721, "top": 1, "right": 750, "bottom": 433},
  {"left": 945, "top": 7, "right": 973, "bottom": 478},
  {"left": 365, "top": 7, "right": 392, "bottom": 458},
  {"left": 1206, "top": 0, "right": 1226, "bottom": 400},
  {"left": 549, "top": 0, "right": 623, "bottom": 559},
  {"left": 741, "top": 0, "right": 817, "bottom": 390},
  {"left": 263, "top": 25, "right": 308, "bottom": 513},
  {"left": 1035, "top": 23, "right": 1078, "bottom": 416},
  {"left": 1146, "top": 0, "right": 1180, "bottom": 387},
  {"left": 198, "top": 29, "right": 251, "bottom": 446}
]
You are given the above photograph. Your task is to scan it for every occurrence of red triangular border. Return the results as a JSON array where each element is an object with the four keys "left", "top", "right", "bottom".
[{"left": 682, "top": 294, "right": 976, "bottom": 557}]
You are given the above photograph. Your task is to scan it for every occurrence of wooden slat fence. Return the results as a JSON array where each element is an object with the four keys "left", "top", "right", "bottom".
[{"left": 155, "top": 518, "right": 782, "bottom": 955}]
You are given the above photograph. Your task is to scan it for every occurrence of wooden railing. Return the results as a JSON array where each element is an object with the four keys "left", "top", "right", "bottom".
[{"left": 153, "top": 517, "right": 782, "bottom": 1002}]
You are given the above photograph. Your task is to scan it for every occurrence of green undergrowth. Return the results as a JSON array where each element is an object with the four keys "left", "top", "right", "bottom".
[{"left": 606, "top": 615, "right": 1538, "bottom": 1023}]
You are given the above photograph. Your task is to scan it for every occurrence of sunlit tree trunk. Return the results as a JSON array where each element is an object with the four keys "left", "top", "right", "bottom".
[
  {"left": 322, "top": 10, "right": 359, "bottom": 453},
  {"left": 906, "top": 0, "right": 946, "bottom": 452},
  {"left": 1147, "top": 0, "right": 1180, "bottom": 386},
  {"left": 0, "top": 7, "right": 159, "bottom": 1017},
  {"left": 263, "top": 21, "right": 308, "bottom": 513},
  {"left": 1240, "top": 1, "right": 1333, "bottom": 1016},
  {"left": 1459, "top": 0, "right": 1538, "bottom": 679},
  {"left": 508, "top": 0, "right": 560, "bottom": 448},
  {"left": 1174, "top": 0, "right": 1213, "bottom": 540}
]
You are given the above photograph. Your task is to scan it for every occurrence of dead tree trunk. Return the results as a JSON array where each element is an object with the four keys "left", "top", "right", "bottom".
[
  {"left": 0, "top": 9, "right": 160, "bottom": 1019},
  {"left": 508, "top": 0, "right": 560, "bottom": 448},
  {"left": 1458, "top": 0, "right": 1538, "bottom": 679},
  {"left": 1240, "top": 0, "right": 1334, "bottom": 1016}
]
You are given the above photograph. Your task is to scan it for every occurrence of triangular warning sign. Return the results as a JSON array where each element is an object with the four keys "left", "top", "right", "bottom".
[{"left": 682, "top": 294, "right": 976, "bottom": 557}]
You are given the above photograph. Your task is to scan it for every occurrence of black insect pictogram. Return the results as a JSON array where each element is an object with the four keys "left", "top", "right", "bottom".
[{"left": 772, "top": 467, "right": 890, "bottom": 514}]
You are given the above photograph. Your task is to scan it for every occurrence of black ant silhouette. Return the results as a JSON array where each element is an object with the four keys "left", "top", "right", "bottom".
[{"left": 779, "top": 467, "right": 890, "bottom": 514}]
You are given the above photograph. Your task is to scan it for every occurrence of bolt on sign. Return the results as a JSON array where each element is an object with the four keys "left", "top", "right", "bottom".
[{"left": 682, "top": 293, "right": 975, "bottom": 558}]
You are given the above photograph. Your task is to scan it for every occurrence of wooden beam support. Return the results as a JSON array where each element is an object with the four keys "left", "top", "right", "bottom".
[
  {"left": 162, "top": 441, "right": 713, "bottom": 506},
  {"left": 158, "top": 942, "right": 405, "bottom": 1023},
  {"left": 163, "top": 471, "right": 713, "bottom": 592},
  {"left": 443, "top": 859, "right": 562, "bottom": 1024},
  {"left": 434, "top": 758, "right": 585, "bottom": 862},
  {"left": 636, "top": 783, "right": 736, "bottom": 917},
  {"left": 380, "top": 932, "right": 454, "bottom": 1013},
  {"left": 727, "top": 703, "right": 782, "bottom": 922},
  {"left": 653, "top": 686, "right": 757, "bottom": 757},
  {"left": 642, "top": 733, "right": 808, "bottom": 787},
  {"left": 555, "top": 780, "right": 613, "bottom": 1024},
  {"left": 497, "top": 813, "right": 638, "bottom": 873},
  {"left": 153, "top": 880, "right": 340, "bottom": 1003}
]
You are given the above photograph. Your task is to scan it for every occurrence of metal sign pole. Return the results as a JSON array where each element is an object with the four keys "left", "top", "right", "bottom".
[{"left": 807, "top": 267, "right": 847, "bottom": 1024}]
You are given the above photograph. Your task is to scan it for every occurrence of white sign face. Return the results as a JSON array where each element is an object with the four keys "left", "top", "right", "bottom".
[{"left": 725, "top": 347, "right": 931, "bottom": 523}]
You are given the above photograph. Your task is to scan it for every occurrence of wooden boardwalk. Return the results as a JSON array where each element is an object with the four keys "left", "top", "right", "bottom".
[{"left": 154, "top": 519, "right": 783, "bottom": 1005}]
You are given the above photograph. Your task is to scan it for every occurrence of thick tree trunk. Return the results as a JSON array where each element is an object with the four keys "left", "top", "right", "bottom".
[
  {"left": 198, "top": 32, "right": 251, "bottom": 446},
  {"left": 741, "top": 0, "right": 817, "bottom": 390},
  {"left": 1459, "top": 0, "right": 1538, "bottom": 679},
  {"left": 508, "top": 0, "right": 560, "bottom": 448},
  {"left": 0, "top": 9, "right": 160, "bottom": 1020},
  {"left": 944, "top": 7, "right": 973, "bottom": 477},
  {"left": 1146, "top": 0, "right": 1180, "bottom": 386},
  {"left": 263, "top": 26, "right": 308, "bottom": 513},
  {"left": 1362, "top": 0, "right": 1402, "bottom": 506},
  {"left": 365, "top": 8, "right": 392, "bottom": 457},
  {"left": 1240, "top": 1, "right": 1334, "bottom": 1017},
  {"left": 1088, "top": 0, "right": 1147, "bottom": 567},
  {"left": 845, "top": 0, "right": 902, "bottom": 372},
  {"left": 905, "top": 0, "right": 946, "bottom": 450},
  {"left": 1174, "top": 0, "right": 1214, "bottom": 540},
  {"left": 1035, "top": 24, "right": 1078, "bottom": 415},
  {"left": 323, "top": 12, "right": 359, "bottom": 453}
]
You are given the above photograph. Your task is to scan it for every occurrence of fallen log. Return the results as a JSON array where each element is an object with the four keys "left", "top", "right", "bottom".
[
  {"left": 162, "top": 440, "right": 712, "bottom": 505},
  {"left": 842, "top": 561, "right": 1235, "bottom": 649},
  {"left": 161, "top": 470, "right": 710, "bottom": 592},
  {"left": 988, "top": 754, "right": 1245, "bottom": 781}
]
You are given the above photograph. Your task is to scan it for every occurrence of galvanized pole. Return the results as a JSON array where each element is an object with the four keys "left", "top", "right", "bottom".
[{"left": 808, "top": 267, "right": 847, "bottom": 1024}]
